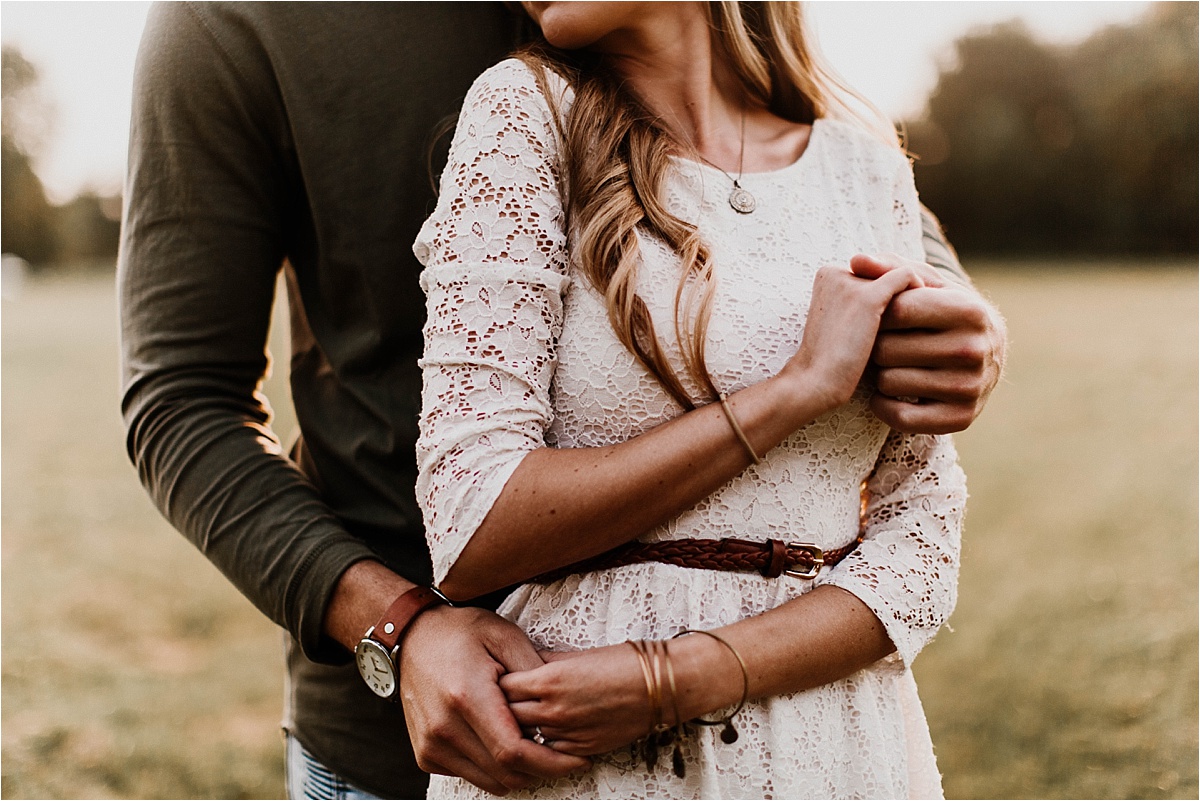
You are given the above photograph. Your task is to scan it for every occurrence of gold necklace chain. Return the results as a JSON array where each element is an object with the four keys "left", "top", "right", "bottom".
[{"left": 693, "top": 110, "right": 756, "bottom": 214}]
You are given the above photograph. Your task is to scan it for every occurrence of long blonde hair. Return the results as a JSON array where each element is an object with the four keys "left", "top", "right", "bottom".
[{"left": 519, "top": 2, "right": 894, "bottom": 410}]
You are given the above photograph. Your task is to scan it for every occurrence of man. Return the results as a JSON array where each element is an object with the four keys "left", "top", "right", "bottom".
[{"left": 119, "top": 4, "right": 1005, "bottom": 798}]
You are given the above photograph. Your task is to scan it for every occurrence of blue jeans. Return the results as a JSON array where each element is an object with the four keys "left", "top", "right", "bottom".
[{"left": 286, "top": 734, "right": 385, "bottom": 800}]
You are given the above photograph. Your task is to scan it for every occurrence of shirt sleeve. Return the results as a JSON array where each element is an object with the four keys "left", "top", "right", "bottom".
[
  {"left": 413, "top": 60, "right": 570, "bottom": 585},
  {"left": 919, "top": 204, "right": 971, "bottom": 286},
  {"left": 119, "top": 3, "right": 377, "bottom": 664}
]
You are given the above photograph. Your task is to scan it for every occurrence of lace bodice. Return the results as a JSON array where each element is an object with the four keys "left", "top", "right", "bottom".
[{"left": 414, "top": 60, "right": 966, "bottom": 800}]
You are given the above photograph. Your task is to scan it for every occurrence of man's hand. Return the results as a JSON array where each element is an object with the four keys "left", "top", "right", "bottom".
[
  {"left": 399, "top": 605, "right": 589, "bottom": 794},
  {"left": 851, "top": 253, "right": 1007, "bottom": 435}
]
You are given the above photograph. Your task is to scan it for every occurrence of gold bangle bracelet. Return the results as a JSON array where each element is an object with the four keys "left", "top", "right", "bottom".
[
  {"left": 718, "top": 392, "right": 762, "bottom": 465},
  {"left": 671, "top": 628, "right": 750, "bottom": 744},
  {"left": 628, "top": 640, "right": 663, "bottom": 732}
]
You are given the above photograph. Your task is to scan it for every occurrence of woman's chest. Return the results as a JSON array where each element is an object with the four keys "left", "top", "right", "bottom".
[{"left": 552, "top": 163, "right": 901, "bottom": 414}]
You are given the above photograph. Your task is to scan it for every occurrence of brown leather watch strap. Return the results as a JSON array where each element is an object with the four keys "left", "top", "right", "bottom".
[{"left": 370, "top": 586, "right": 446, "bottom": 651}]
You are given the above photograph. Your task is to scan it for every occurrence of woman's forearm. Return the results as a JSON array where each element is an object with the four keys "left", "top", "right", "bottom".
[
  {"left": 668, "top": 585, "right": 896, "bottom": 721},
  {"left": 500, "top": 584, "right": 896, "bottom": 756},
  {"left": 433, "top": 264, "right": 925, "bottom": 600},
  {"left": 439, "top": 368, "right": 837, "bottom": 600}
]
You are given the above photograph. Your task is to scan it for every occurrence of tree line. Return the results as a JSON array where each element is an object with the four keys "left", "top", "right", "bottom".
[
  {"left": 905, "top": 2, "right": 1197, "bottom": 256},
  {"left": 2, "top": 46, "right": 120, "bottom": 268},
  {"left": 1, "top": 3, "right": 1196, "bottom": 268}
]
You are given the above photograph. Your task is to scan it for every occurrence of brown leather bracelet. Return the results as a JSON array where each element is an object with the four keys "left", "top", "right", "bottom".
[{"left": 370, "top": 586, "right": 447, "bottom": 651}]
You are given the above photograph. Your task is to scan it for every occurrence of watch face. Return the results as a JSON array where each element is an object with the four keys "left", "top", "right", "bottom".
[{"left": 355, "top": 639, "right": 397, "bottom": 699}]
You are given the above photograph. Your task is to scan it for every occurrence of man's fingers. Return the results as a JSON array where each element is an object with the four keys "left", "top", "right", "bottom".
[
  {"left": 875, "top": 367, "right": 984, "bottom": 404},
  {"left": 869, "top": 394, "right": 977, "bottom": 435},
  {"left": 419, "top": 752, "right": 519, "bottom": 797},
  {"left": 485, "top": 623, "right": 551, "bottom": 674},
  {"left": 880, "top": 286, "right": 986, "bottom": 331},
  {"left": 873, "top": 330, "right": 990, "bottom": 369},
  {"left": 416, "top": 714, "right": 532, "bottom": 794}
]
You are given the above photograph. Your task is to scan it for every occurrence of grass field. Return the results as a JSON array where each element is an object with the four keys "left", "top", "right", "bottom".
[{"left": 2, "top": 262, "right": 1196, "bottom": 799}]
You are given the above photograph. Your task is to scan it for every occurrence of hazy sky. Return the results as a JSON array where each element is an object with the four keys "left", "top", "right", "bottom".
[{"left": 2, "top": 1, "right": 1154, "bottom": 203}]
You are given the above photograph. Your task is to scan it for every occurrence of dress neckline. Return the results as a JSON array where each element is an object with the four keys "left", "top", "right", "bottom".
[{"left": 671, "top": 117, "right": 823, "bottom": 181}]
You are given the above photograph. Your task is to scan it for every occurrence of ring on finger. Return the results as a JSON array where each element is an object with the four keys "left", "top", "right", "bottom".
[{"left": 531, "top": 726, "right": 546, "bottom": 746}]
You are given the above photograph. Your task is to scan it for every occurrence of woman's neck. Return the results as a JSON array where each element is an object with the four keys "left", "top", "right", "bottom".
[{"left": 594, "top": 5, "right": 746, "bottom": 164}]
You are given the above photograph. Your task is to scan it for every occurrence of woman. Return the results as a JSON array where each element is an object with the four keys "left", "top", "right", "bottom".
[{"left": 413, "top": 2, "right": 965, "bottom": 797}]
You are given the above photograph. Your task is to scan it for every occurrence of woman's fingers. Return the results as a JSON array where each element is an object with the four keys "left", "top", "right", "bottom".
[
  {"left": 871, "top": 263, "right": 925, "bottom": 298},
  {"left": 499, "top": 667, "right": 543, "bottom": 702},
  {"left": 508, "top": 699, "right": 546, "bottom": 726},
  {"left": 850, "top": 252, "right": 946, "bottom": 288}
]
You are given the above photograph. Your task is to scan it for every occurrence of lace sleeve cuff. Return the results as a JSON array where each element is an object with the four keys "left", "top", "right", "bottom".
[{"left": 819, "top": 432, "right": 966, "bottom": 666}]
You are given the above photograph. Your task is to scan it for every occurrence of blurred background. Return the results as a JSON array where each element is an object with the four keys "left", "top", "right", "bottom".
[{"left": 2, "top": 2, "right": 1196, "bottom": 798}]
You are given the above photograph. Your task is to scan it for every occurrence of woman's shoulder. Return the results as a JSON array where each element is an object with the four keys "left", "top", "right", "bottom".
[
  {"left": 815, "top": 116, "right": 908, "bottom": 172},
  {"left": 470, "top": 57, "right": 542, "bottom": 94},
  {"left": 463, "top": 57, "right": 572, "bottom": 122}
]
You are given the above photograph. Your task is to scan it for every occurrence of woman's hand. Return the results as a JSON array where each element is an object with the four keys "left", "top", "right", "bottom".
[
  {"left": 778, "top": 257, "right": 925, "bottom": 414},
  {"left": 500, "top": 644, "right": 654, "bottom": 756},
  {"left": 499, "top": 636, "right": 743, "bottom": 757}
]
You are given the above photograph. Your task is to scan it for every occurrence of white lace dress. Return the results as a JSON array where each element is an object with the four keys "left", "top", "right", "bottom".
[{"left": 414, "top": 60, "right": 966, "bottom": 800}]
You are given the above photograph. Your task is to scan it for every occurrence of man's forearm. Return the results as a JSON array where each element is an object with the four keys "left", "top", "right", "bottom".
[
  {"left": 324, "top": 560, "right": 417, "bottom": 651},
  {"left": 122, "top": 383, "right": 380, "bottom": 662},
  {"left": 918, "top": 203, "right": 970, "bottom": 285}
]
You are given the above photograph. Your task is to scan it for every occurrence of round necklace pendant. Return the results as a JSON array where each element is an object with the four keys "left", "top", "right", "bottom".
[{"left": 728, "top": 186, "right": 756, "bottom": 214}]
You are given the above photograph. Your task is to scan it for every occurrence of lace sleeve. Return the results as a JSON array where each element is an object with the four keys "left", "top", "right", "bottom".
[
  {"left": 820, "top": 431, "right": 966, "bottom": 666},
  {"left": 413, "top": 60, "right": 570, "bottom": 585}
]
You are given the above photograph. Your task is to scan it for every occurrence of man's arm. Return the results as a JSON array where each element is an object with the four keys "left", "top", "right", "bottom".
[
  {"left": 120, "top": 3, "right": 378, "bottom": 663},
  {"left": 918, "top": 204, "right": 971, "bottom": 285},
  {"left": 120, "top": 5, "right": 583, "bottom": 792},
  {"left": 325, "top": 562, "right": 587, "bottom": 793},
  {"left": 861, "top": 207, "right": 1008, "bottom": 435}
]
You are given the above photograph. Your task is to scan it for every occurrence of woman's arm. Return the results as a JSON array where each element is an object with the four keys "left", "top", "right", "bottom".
[
  {"left": 498, "top": 586, "right": 890, "bottom": 754},
  {"left": 496, "top": 150, "right": 965, "bottom": 757},
  {"left": 500, "top": 430, "right": 965, "bottom": 756},
  {"left": 428, "top": 258, "right": 923, "bottom": 600},
  {"left": 417, "top": 62, "right": 924, "bottom": 601}
]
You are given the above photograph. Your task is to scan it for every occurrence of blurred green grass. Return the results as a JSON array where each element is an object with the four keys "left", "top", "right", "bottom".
[{"left": 2, "top": 262, "right": 1196, "bottom": 799}]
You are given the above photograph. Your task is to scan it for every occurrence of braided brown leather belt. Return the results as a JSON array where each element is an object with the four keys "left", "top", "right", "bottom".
[{"left": 531, "top": 535, "right": 863, "bottom": 585}]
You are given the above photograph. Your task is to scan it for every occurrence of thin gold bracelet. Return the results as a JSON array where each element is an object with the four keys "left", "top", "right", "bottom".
[
  {"left": 718, "top": 392, "right": 762, "bottom": 465},
  {"left": 628, "top": 641, "right": 663, "bottom": 732}
]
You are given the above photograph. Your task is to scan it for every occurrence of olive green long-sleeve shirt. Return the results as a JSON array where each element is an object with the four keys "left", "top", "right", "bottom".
[
  {"left": 118, "top": 4, "right": 966, "bottom": 797},
  {"left": 120, "top": 4, "right": 524, "bottom": 795}
]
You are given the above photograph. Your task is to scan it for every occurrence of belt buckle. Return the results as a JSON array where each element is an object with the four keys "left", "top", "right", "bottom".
[{"left": 783, "top": 543, "right": 825, "bottom": 579}]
